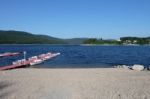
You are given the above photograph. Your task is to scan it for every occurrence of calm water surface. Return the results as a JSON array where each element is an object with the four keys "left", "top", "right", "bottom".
[{"left": 0, "top": 45, "right": 150, "bottom": 68}]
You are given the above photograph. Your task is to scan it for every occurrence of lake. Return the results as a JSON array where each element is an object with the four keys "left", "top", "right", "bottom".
[{"left": 0, "top": 44, "right": 150, "bottom": 68}]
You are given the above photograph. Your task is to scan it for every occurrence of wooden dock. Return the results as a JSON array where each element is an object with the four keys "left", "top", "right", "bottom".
[{"left": 0, "top": 61, "right": 31, "bottom": 70}]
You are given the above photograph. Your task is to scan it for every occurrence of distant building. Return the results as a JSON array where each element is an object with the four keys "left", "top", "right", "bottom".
[{"left": 133, "top": 40, "right": 137, "bottom": 44}]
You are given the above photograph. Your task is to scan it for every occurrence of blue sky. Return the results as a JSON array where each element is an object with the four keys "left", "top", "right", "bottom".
[{"left": 0, "top": 0, "right": 150, "bottom": 39}]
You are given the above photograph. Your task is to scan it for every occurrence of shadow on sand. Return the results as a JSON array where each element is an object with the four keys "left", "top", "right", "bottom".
[{"left": 0, "top": 81, "right": 13, "bottom": 99}]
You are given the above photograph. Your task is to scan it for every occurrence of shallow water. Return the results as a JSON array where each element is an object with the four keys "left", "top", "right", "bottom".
[{"left": 0, "top": 44, "right": 150, "bottom": 68}]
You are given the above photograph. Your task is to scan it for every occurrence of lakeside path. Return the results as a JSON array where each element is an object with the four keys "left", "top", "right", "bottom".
[{"left": 0, "top": 68, "right": 150, "bottom": 99}]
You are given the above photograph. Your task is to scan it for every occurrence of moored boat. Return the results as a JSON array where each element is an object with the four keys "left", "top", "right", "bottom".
[
  {"left": 0, "top": 52, "right": 21, "bottom": 58},
  {"left": 29, "top": 59, "right": 43, "bottom": 66},
  {"left": 28, "top": 56, "right": 43, "bottom": 66}
]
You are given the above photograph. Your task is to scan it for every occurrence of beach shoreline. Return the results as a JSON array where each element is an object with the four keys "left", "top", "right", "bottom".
[{"left": 0, "top": 68, "right": 150, "bottom": 99}]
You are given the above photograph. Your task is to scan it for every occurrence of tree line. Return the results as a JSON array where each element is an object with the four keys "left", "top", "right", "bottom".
[{"left": 83, "top": 37, "right": 150, "bottom": 45}]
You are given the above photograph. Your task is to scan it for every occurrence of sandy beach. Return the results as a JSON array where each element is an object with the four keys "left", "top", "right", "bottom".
[{"left": 0, "top": 68, "right": 150, "bottom": 99}]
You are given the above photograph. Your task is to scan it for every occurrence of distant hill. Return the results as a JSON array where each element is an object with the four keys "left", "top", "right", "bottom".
[
  {"left": 0, "top": 30, "right": 67, "bottom": 44},
  {"left": 1, "top": 30, "right": 150, "bottom": 45},
  {"left": 64, "top": 38, "right": 89, "bottom": 44}
]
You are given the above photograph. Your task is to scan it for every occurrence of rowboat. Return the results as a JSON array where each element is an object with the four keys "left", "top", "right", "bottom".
[
  {"left": 28, "top": 56, "right": 43, "bottom": 66},
  {"left": 0, "top": 52, "right": 21, "bottom": 58}
]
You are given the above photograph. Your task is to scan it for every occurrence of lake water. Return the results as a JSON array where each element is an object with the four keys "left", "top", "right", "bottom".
[{"left": 0, "top": 45, "right": 150, "bottom": 68}]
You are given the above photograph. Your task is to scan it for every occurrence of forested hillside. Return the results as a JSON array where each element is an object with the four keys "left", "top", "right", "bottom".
[{"left": 0, "top": 30, "right": 67, "bottom": 44}]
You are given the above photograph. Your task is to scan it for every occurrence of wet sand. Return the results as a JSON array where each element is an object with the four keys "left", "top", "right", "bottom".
[{"left": 0, "top": 68, "right": 150, "bottom": 99}]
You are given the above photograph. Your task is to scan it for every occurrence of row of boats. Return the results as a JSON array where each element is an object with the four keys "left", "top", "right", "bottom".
[
  {"left": 0, "top": 52, "right": 60, "bottom": 70},
  {"left": 12, "top": 52, "right": 60, "bottom": 66}
]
